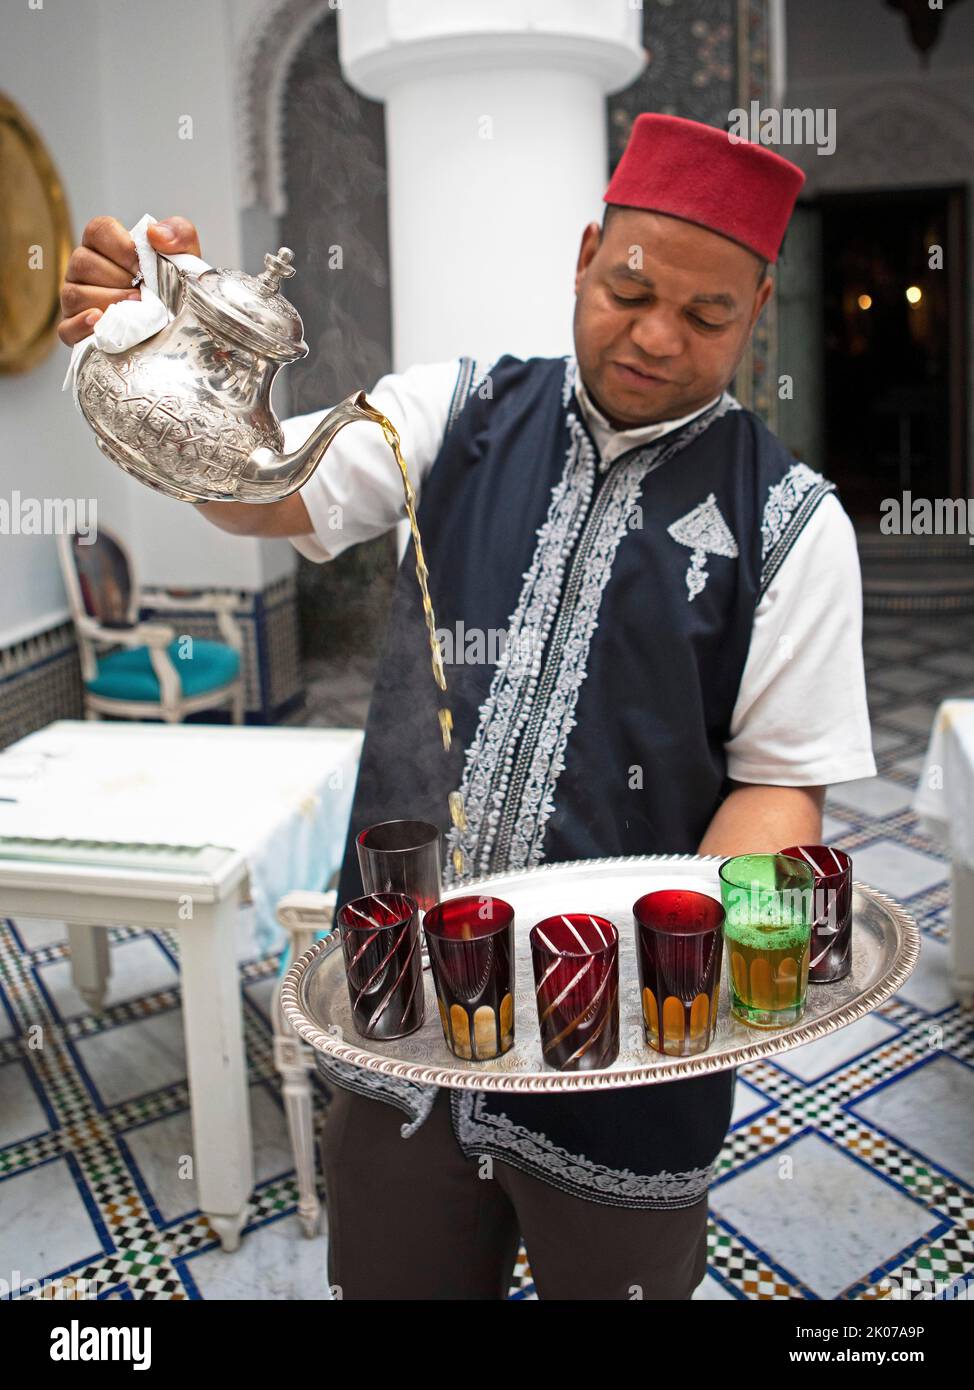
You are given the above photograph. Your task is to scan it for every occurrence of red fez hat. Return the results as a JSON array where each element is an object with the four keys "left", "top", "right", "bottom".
[{"left": 604, "top": 113, "right": 805, "bottom": 264}]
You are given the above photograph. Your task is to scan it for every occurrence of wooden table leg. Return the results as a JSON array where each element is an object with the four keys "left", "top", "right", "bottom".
[
  {"left": 178, "top": 893, "right": 254, "bottom": 1251},
  {"left": 67, "top": 922, "right": 110, "bottom": 1013}
]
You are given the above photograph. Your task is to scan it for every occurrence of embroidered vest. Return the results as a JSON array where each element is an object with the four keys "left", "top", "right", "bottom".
[{"left": 322, "top": 354, "right": 835, "bottom": 1208}]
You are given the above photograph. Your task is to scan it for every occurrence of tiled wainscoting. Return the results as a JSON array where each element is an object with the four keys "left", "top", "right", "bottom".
[
  {"left": 0, "top": 623, "right": 85, "bottom": 751},
  {"left": 0, "top": 574, "right": 305, "bottom": 750}
]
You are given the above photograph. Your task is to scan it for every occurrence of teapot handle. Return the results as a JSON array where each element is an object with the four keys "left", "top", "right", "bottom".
[{"left": 156, "top": 252, "right": 185, "bottom": 317}]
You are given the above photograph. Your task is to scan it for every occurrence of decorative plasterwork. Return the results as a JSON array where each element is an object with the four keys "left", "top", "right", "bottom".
[
  {"left": 786, "top": 82, "right": 974, "bottom": 193},
  {"left": 236, "top": 0, "right": 340, "bottom": 215}
]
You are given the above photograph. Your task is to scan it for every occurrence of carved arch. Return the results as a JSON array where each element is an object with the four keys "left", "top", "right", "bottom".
[{"left": 236, "top": 0, "right": 341, "bottom": 214}]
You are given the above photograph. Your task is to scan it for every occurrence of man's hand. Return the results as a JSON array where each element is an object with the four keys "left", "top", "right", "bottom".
[
  {"left": 58, "top": 215, "right": 202, "bottom": 346},
  {"left": 58, "top": 215, "right": 315, "bottom": 541}
]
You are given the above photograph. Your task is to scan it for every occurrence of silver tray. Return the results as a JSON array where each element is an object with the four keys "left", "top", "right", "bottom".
[{"left": 280, "top": 854, "right": 920, "bottom": 1092}]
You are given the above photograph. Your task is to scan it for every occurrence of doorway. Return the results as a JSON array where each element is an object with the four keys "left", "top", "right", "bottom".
[{"left": 816, "top": 186, "right": 968, "bottom": 521}]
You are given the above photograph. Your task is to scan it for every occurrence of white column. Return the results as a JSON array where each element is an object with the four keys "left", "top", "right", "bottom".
[{"left": 338, "top": 0, "right": 645, "bottom": 368}]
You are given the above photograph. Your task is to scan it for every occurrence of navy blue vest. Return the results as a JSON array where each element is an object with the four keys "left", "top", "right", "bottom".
[{"left": 328, "top": 354, "right": 834, "bottom": 1208}]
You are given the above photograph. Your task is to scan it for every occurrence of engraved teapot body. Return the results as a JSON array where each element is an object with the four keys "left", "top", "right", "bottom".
[{"left": 75, "top": 247, "right": 370, "bottom": 504}]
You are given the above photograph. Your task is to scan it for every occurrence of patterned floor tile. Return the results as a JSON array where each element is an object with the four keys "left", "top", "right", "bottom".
[
  {"left": 73, "top": 1009, "right": 188, "bottom": 1109},
  {"left": 890, "top": 935, "right": 956, "bottom": 1014},
  {"left": 821, "top": 813, "right": 853, "bottom": 843},
  {"left": 35, "top": 935, "right": 179, "bottom": 1023},
  {"left": 773, "top": 1013, "right": 902, "bottom": 1083},
  {"left": 693, "top": 1270, "right": 738, "bottom": 1300},
  {"left": 0, "top": 991, "right": 14, "bottom": 1042},
  {"left": 0, "top": 1059, "right": 52, "bottom": 1149},
  {"left": 851, "top": 839, "right": 948, "bottom": 901},
  {"left": 10, "top": 918, "right": 68, "bottom": 951},
  {"left": 869, "top": 727, "right": 912, "bottom": 755},
  {"left": 828, "top": 776, "right": 917, "bottom": 819},
  {"left": 0, "top": 1155, "right": 111, "bottom": 1280},
  {"left": 863, "top": 637, "right": 922, "bottom": 661},
  {"left": 870, "top": 666, "right": 945, "bottom": 697},
  {"left": 924, "top": 650, "right": 974, "bottom": 678},
  {"left": 851, "top": 1056, "right": 974, "bottom": 1189},
  {"left": 181, "top": 1214, "right": 334, "bottom": 1300},
  {"left": 879, "top": 701, "right": 942, "bottom": 735},
  {"left": 731, "top": 1075, "right": 774, "bottom": 1125},
  {"left": 710, "top": 1134, "right": 943, "bottom": 1300},
  {"left": 121, "top": 1083, "right": 293, "bottom": 1225}
]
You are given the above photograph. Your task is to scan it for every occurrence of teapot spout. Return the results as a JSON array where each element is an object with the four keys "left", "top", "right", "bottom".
[{"left": 237, "top": 390, "right": 376, "bottom": 501}]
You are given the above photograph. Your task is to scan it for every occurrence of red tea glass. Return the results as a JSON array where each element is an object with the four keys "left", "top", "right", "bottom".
[
  {"left": 530, "top": 914, "right": 619, "bottom": 1072},
  {"left": 423, "top": 895, "right": 515, "bottom": 1061},
  {"left": 633, "top": 890, "right": 725, "bottom": 1057},
  {"left": 337, "top": 892, "right": 425, "bottom": 1041},
  {"left": 355, "top": 819, "right": 442, "bottom": 914},
  {"left": 779, "top": 844, "right": 853, "bottom": 983}
]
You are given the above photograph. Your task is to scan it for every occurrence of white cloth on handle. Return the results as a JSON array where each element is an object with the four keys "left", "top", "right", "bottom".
[{"left": 61, "top": 212, "right": 211, "bottom": 405}]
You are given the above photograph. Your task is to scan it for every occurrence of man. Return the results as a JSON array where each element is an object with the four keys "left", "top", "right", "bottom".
[{"left": 59, "top": 114, "right": 875, "bottom": 1300}]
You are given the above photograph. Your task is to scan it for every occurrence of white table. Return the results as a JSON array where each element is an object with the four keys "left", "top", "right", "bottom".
[
  {"left": 0, "top": 721, "right": 363, "bottom": 1250},
  {"left": 913, "top": 699, "right": 974, "bottom": 1005}
]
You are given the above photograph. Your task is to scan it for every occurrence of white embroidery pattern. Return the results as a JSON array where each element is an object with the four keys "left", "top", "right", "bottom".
[
  {"left": 446, "top": 356, "right": 495, "bottom": 434},
  {"left": 315, "top": 1055, "right": 437, "bottom": 1138},
  {"left": 502, "top": 448, "right": 662, "bottom": 869},
  {"left": 451, "top": 1091, "right": 717, "bottom": 1209},
  {"left": 759, "top": 461, "right": 835, "bottom": 599},
  {"left": 561, "top": 355, "right": 577, "bottom": 407},
  {"left": 667, "top": 492, "right": 739, "bottom": 601},
  {"left": 443, "top": 361, "right": 596, "bottom": 884}
]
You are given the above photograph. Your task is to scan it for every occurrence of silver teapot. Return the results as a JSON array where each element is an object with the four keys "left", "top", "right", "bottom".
[{"left": 75, "top": 246, "right": 375, "bottom": 504}]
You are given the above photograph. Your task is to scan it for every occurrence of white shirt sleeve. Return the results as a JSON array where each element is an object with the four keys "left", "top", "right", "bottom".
[
  {"left": 284, "top": 359, "right": 463, "bottom": 563},
  {"left": 724, "top": 492, "right": 876, "bottom": 788}
]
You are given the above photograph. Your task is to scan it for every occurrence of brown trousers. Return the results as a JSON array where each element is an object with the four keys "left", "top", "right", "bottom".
[{"left": 320, "top": 1084, "right": 710, "bottom": 1300}]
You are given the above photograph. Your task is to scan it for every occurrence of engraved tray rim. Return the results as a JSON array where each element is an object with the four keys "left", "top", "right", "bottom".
[{"left": 279, "top": 853, "right": 922, "bottom": 1092}]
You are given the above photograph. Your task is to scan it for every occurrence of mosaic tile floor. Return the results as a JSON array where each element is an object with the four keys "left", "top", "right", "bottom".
[{"left": 2, "top": 612, "right": 972, "bottom": 1300}]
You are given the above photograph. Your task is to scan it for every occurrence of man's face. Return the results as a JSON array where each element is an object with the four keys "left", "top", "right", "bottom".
[{"left": 572, "top": 208, "right": 774, "bottom": 428}]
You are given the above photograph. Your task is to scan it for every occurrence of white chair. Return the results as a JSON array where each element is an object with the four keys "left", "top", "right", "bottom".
[
  {"left": 273, "top": 888, "right": 337, "bottom": 1238},
  {"left": 57, "top": 526, "right": 245, "bottom": 725}
]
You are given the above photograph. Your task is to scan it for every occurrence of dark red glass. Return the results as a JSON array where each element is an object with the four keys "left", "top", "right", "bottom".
[
  {"left": 633, "top": 890, "right": 725, "bottom": 1056},
  {"left": 423, "top": 895, "right": 515, "bottom": 1060},
  {"left": 779, "top": 844, "right": 853, "bottom": 983},
  {"left": 337, "top": 892, "right": 425, "bottom": 1040},
  {"left": 530, "top": 914, "right": 619, "bottom": 1071},
  {"left": 355, "top": 819, "right": 441, "bottom": 915}
]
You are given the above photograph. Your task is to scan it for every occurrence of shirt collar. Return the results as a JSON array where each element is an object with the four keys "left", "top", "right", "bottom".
[{"left": 572, "top": 363, "right": 723, "bottom": 470}]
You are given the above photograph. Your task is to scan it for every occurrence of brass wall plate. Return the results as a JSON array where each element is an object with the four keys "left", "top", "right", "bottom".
[{"left": 0, "top": 91, "right": 73, "bottom": 375}]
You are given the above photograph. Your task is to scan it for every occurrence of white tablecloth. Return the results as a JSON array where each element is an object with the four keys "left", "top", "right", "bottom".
[
  {"left": 0, "top": 720, "right": 363, "bottom": 950},
  {"left": 912, "top": 699, "right": 974, "bottom": 868}
]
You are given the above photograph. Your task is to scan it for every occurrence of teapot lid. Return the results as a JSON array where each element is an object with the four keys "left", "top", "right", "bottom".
[{"left": 185, "top": 248, "right": 308, "bottom": 363}]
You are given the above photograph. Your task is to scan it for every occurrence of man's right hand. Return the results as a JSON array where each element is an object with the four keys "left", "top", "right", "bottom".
[{"left": 58, "top": 215, "right": 202, "bottom": 347}]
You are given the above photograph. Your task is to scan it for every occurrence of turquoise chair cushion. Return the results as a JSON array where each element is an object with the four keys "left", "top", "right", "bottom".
[{"left": 87, "top": 639, "right": 241, "bottom": 703}]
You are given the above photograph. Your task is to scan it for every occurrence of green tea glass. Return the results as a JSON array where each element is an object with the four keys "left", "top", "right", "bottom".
[{"left": 718, "top": 854, "right": 815, "bottom": 1028}]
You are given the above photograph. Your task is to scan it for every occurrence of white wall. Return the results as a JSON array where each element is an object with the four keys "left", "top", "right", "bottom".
[
  {"left": 0, "top": 0, "right": 134, "bottom": 644},
  {"left": 0, "top": 0, "right": 295, "bottom": 652}
]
